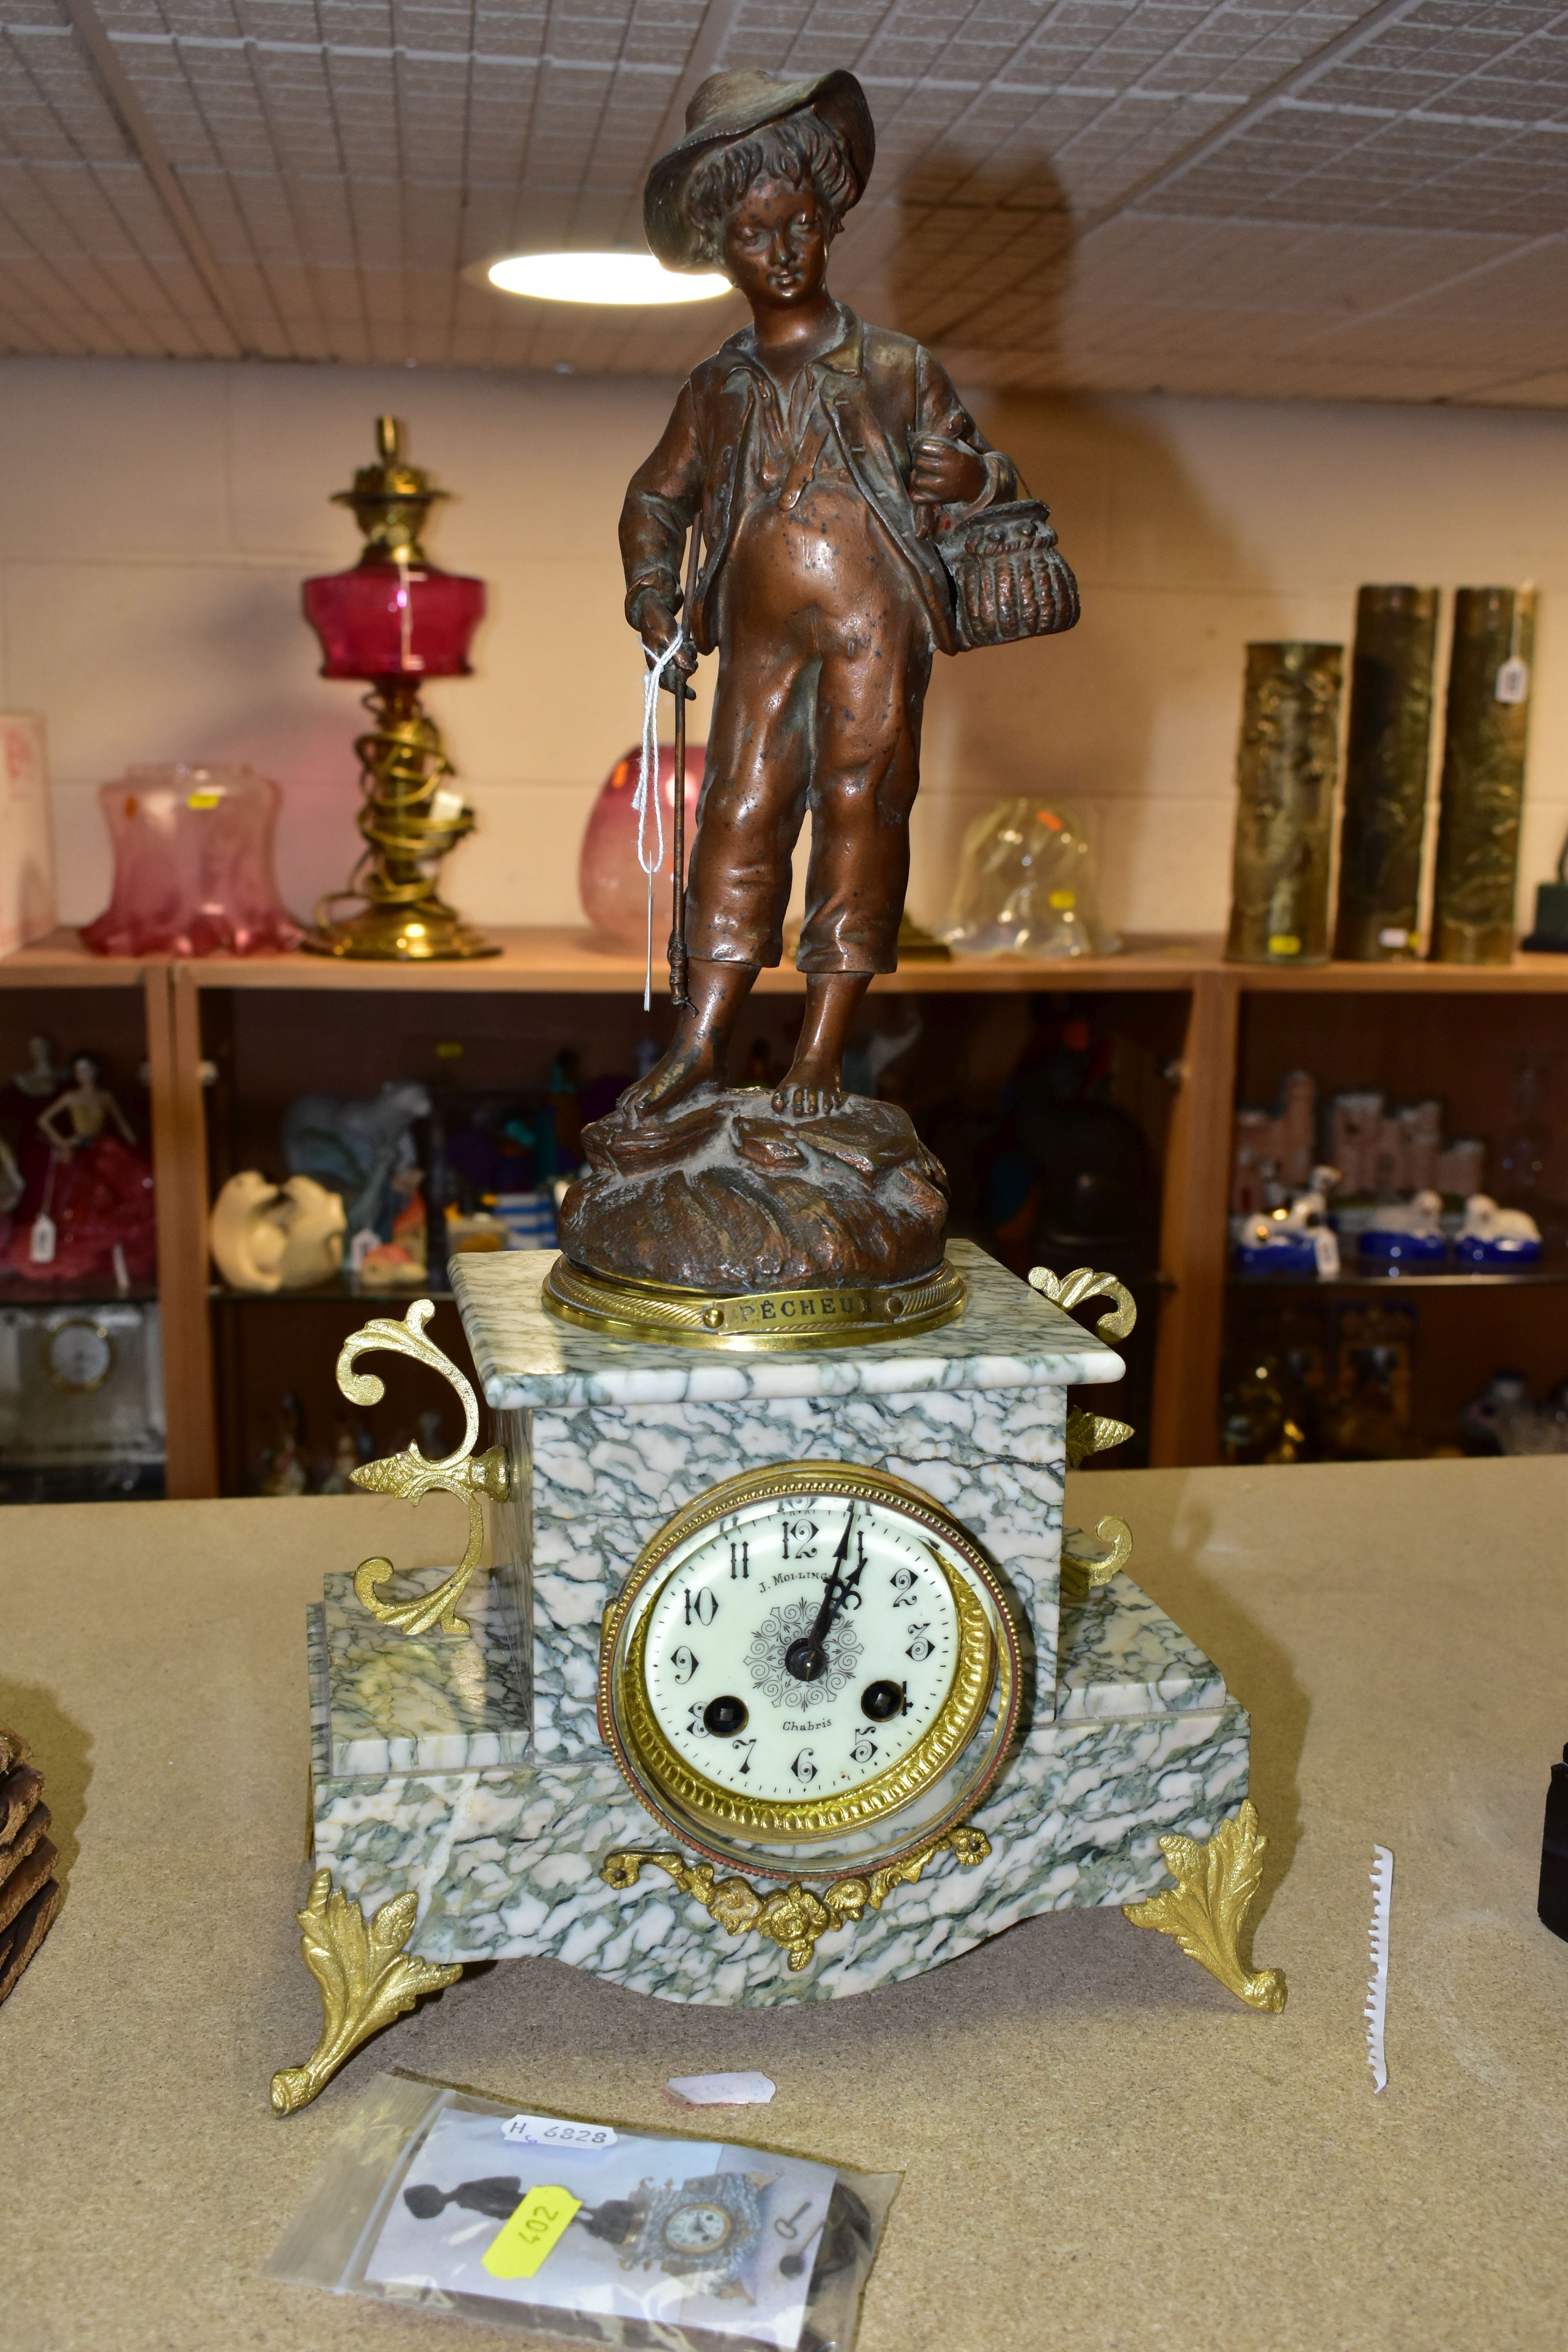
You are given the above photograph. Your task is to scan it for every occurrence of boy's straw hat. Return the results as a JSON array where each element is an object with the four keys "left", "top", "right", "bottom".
[{"left": 645, "top": 67, "right": 875, "bottom": 271}]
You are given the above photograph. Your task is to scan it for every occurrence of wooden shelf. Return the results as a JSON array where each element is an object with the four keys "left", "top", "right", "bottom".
[
  {"left": 1230, "top": 951, "right": 1568, "bottom": 993},
  {"left": 209, "top": 1279, "right": 456, "bottom": 1305},
  {"left": 0, "top": 1275, "right": 160, "bottom": 1306},
  {"left": 10, "top": 925, "right": 1568, "bottom": 993},
  {"left": 175, "top": 928, "right": 1210, "bottom": 994},
  {"left": 1230, "top": 1266, "right": 1568, "bottom": 1290},
  {"left": 0, "top": 931, "right": 145, "bottom": 988}
]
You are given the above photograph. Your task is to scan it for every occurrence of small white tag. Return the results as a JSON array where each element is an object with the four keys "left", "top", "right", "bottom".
[
  {"left": 348, "top": 1226, "right": 379, "bottom": 1273},
  {"left": 1312, "top": 1227, "right": 1341, "bottom": 1277},
  {"left": 500, "top": 2113, "right": 617, "bottom": 2152},
  {"left": 28, "top": 1211, "right": 56, "bottom": 1265},
  {"left": 665, "top": 2070, "right": 777, "bottom": 2107},
  {"left": 1377, "top": 926, "right": 1409, "bottom": 950},
  {"left": 1495, "top": 657, "right": 1529, "bottom": 704}
]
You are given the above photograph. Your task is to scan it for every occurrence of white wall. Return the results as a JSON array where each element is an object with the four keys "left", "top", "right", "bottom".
[{"left": 1, "top": 354, "right": 1564, "bottom": 942}]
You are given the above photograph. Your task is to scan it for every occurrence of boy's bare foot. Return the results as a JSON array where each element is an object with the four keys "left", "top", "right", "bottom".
[
  {"left": 772, "top": 1053, "right": 845, "bottom": 1119},
  {"left": 771, "top": 970, "right": 873, "bottom": 1120},
  {"left": 621, "top": 1026, "right": 723, "bottom": 1117},
  {"left": 620, "top": 960, "right": 757, "bottom": 1120}
]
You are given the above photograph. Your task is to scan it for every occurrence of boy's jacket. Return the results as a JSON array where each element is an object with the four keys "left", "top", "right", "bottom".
[{"left": 620, "top": 303, "right": 1019, "bottom": 659}]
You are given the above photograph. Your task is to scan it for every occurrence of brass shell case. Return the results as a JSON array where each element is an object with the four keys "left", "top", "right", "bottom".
[
  {"left": 1332, "top": 586, "right": 1439, "bottom": 961},
  {"left": 1225, "top": 642, "right": 1344, "bottom": 968},
  {"left": 1430, "top": 586, "right": 1535, "bottom": 965}
]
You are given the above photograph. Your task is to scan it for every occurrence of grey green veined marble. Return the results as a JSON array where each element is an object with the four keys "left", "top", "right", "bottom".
[
  {"left": 308, "top": 1575, "right": 1249, "bottom": 2004},
  {"left": 451, "top": 1239, "right": 1123, "bottom": 1412},
  {"left": 454, "top": 1241, "right": 1123, "bottom": 1748},
  {"left": 300, "top": 1238, "right": 1251, "bottom": 2005},
  {"left": 320, "top": 1572, "right": 531, "bottom": 1777}
]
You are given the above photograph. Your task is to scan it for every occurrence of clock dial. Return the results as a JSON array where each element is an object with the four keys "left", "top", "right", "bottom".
[
  {"left": 599, "top": 1462, "right": 1021, "bottom": 1863},
  {"left": 44, "top": 1320, "right": 114, "bottom": 1392},
  {"left": 662, "top": 2203, "right": 733, "bottom": 2255},
  {"left": 642, "top": 1496, "right": 960, "bottom": 1805}
]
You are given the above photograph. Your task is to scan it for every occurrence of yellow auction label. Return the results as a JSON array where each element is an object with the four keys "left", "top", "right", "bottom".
[
  {"left": 186, "top": 790, "right": 221, "bottom": 810},
  {"left": 1048, "top": 889, "right": 1076, "bottom": 909},
  {"left": 482, "top": 2185, "right": 581, "bottom": 2281},
  {"left": 1267, "top": 933, "right": 1301, "bottom": 956}
]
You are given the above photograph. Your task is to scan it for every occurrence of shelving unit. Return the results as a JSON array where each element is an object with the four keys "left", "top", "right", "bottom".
[{"left": 5, "top": 925, "right": 1567, "bottom": 1495}]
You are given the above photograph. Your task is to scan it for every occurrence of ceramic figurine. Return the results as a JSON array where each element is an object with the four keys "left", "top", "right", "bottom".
[
  {"left": 209, "top": 1170, "right": 347, "bottom": 1293},
  {"left": 11, "top": 1037, "right": 65, "bottom": 1100},
  {"left": 7, "top": 1054, "right": 155, "bottom": 1287},
  {"left": 1455, "top": 1193, "right": 1542, "bottom": 1267},
  {"left": 281, "top": 1080, "right": 430, "bottom": 1258},
  {"left": 1357, "top": 1189, "right": 1448, "bottom": 1272},
  {"left": 258, "top": 1392, "right": 310, "bottom": 1497}
]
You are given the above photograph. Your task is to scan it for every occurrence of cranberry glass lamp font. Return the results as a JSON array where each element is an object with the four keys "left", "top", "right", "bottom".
[{"left": 302, "top": 417, "right": 496, "bottom": 960}]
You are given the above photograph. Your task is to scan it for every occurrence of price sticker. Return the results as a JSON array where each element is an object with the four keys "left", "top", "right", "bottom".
[
  {"left": 1494, "top": 657, "right": 1529, "bottom": 705},
  {"left": 481, "top": 2184, "right": 581, "bottom": 2281},
  {"left": 1048, "top": 888, "right": 1076, "bottom": 909},
  {"left": 1377, "top": 926, "right": 1410, "bottom": 951},
  {"left": 501, "top": 2113, "right": 618, "bottom": 2152},
  {"left": 1267, "top": 933, "right": 1301, "bottom": 957},
  {"left": 186, "top": 789, "right": 222, "bottom": 809}
]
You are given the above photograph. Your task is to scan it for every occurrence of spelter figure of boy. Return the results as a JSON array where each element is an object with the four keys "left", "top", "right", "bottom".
[{"left": 621, "top": 67, "right": 1026, "bottom": 1119}]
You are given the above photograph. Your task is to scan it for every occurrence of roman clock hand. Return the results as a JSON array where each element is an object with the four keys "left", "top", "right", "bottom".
[{"left": 786, "top": 1505, "right": 861, "bottom": 1683}]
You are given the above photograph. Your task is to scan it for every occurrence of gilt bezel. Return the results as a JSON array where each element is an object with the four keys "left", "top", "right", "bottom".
[{"left": 598, "top": 1461, "right": 1023, "bottom": 1873}]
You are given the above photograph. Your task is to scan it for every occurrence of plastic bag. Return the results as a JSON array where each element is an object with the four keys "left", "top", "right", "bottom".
[{"left": 266, "top": 2073, "right": 898, "bottom": 2352}]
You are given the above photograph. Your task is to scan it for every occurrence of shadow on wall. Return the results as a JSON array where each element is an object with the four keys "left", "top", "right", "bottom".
[{"left": 875, "top": 157, "right": 1284, "bottom": 937}]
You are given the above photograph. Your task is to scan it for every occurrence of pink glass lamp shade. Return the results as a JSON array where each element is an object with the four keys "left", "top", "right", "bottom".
[
  {"left": 81, "top": 765, "right": 303, "bottom": 957},
  {"left": 579, "top": 743, "right": 705, "bottom": 950},
  {"left": 302, "top": 563, "right": 485, "bottom": 680}
]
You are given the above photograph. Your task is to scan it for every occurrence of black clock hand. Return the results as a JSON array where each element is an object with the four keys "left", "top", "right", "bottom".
[{"left": 786, "top": 1507, "right": 860, "bottom": 1682}]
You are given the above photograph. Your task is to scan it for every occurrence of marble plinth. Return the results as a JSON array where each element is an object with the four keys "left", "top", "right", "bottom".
[
  {"left": 309, "top": 1570, "right": 1247, "bottom": 2002},
  {"left": 453, "top": 1240, "right": 1122, "bottom": 1736},
  {"left": 302, "top": 1238, "right": 1250, "bottom": 2004}
]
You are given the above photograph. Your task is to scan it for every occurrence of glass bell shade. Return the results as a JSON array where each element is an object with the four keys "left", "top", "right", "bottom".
[
  {"left": 579, "top": 743, "right": 705, "bottom": 949},
  {"left": 81, "top": 764, "right": 303, "bottom": 957},
  {"left": 301, "top": 562, "right": 486, "bottom": 680},
  {"left": 940, "top": 798, "right": 1120, "bottom": 957}
]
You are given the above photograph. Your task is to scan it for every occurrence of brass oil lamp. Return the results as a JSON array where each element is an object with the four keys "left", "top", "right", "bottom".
[{"left": 302, "top": 417, "right": 496, "bottom": 960}]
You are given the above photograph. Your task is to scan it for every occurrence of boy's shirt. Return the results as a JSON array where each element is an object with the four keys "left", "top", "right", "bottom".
[{"left": 621, "top": 301, "right": 1021, "bottom": 658}]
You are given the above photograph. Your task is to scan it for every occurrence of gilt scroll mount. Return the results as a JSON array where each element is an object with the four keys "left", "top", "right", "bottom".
[{"left": 336, "top": 1298, "right": 508, "bottom": 1638}]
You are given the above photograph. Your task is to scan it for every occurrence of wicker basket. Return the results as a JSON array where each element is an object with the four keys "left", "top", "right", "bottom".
[{"left": 936, "top": 500, "right": 1080, "bottom": 650}]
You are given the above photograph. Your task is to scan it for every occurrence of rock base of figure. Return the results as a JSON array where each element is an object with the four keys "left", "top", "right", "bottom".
[{"left": 557, "top": 1085, "right": 951, "bottom": 1296}]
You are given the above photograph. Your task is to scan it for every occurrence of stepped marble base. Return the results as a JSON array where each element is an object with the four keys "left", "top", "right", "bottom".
[
  {"left": 309, "top": 1566, "right": 1249, "bottom": 2004},
  {"left": 288, "top": 1240, "right": 1267, "bottom": 2036}
]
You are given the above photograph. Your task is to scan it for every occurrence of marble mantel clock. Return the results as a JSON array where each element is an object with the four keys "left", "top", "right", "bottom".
[{"left": 271, "top": 1241, "right": 1285, "bottom": 2116}]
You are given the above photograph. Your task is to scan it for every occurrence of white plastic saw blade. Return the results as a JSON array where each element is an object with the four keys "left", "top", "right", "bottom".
[{"left": 1366, "top": 1844, "right": 1393, "bottom": 2092}]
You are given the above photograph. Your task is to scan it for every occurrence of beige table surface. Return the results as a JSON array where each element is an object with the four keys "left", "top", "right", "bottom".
[{"left": 4, "top": 1457, "right": 1567, "bottom": 2352}]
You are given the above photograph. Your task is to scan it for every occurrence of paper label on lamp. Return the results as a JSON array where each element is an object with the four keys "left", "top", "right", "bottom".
[
  {"left": 501, "top": 2114, "right": 617, "bottom": 2152},
  {"left": 1495, "top": 658, "right": 1529, "bottom": 704},
  {"left": 481, "top": 2185, "right": 581, "bottom": 2281}
]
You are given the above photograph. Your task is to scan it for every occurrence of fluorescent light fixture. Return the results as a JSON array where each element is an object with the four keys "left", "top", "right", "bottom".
[{"left": 486, "top": 252, "right": 731, "bottom": 305}]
